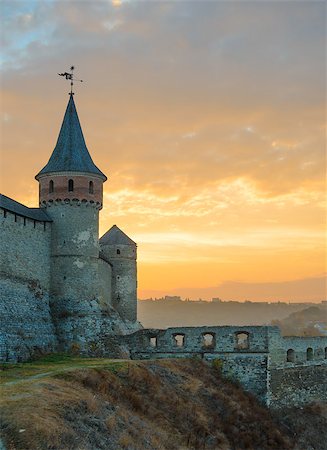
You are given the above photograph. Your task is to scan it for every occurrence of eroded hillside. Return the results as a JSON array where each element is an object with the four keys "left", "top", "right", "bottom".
[{"left": 0, "top": 356, "right": 326, "bottom": 450}]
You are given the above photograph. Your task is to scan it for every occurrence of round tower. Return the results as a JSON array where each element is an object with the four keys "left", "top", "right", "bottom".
[
  {"left": 35, "top": 94, "right": 107, "bottom": 348},
  {"left": 100, "top": 225, "right": 137, "bottom": 322}
]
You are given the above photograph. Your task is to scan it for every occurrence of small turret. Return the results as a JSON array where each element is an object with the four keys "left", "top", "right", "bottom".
[{"left": 100, "top": 225, "right": 137, "bottom": 322}]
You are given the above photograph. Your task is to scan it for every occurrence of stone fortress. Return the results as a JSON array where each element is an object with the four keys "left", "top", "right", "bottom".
[
  {"left": 0, "top": 93, "right": 140, "bottom": 361},
  {"left": 1, "top": 93, "right": 326, "bottom": 408}
]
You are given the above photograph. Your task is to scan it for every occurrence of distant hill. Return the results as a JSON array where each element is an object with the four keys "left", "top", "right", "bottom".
[
  {"left": 137, "top": 297, "right": 322, "bottom": 328},
  {"left": 1, "top": 356, "right": 326, "bottom": 449},
  {"left": 271, "top": 306, "right": 327, "bottom": 336}
]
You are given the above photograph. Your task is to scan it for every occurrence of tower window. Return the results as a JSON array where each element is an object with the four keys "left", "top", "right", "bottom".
[
  {"left": 117, "top": 249, "right": 120, "bottom": 255},
  {"left": 89, "top": 181, "right": 94, "bottom": 194},
  {"left": 68, "top": 179, "right": 74, "bottom": 192},
  {"left": 49, "top": 180, "right": 54, "bottom": 193}
]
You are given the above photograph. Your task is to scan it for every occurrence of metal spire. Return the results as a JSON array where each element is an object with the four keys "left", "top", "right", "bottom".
[{"left": 58, "top": 65, "right": 83, "bottom": 95}]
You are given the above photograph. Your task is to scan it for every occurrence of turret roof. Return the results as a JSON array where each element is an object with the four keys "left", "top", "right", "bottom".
[
  {"left": 100, "top": 225, "right": 136, "bottom": 246},
  {"left": 35, "top": 94, "right": 107, "bottom": 180}
]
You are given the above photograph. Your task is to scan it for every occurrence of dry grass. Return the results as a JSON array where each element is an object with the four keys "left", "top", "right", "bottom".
[{"left": 1, "top": 355, "right": 319, "bottom": 449}]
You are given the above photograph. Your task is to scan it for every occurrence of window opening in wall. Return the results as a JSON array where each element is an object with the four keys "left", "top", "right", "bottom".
[
  {"left": 235, "top": 332, "right": 249, "bottom": 350},
  {"left": 3, "top": 210, "right": 7, "bottom": 218},
  {"left": 43, "top": 222, "right": 46, "bottom": 231},
  {"left": 286, "top": 349, "right": 295, "bottom": 362},
  {"left": 68, "top": 179, "right": 74, "bottom": 192},
  {"left": 306, "top": 347, "right": 313, "bottom": 361},
  {"left": 89, "top": 181, "right": 94, "bottom": 194},
  {"left": 49, "top": 180, "right": 54, "bottom": 193},
  {"left": 117, "top": 249, "right": 120, "bottom": 255},
  {"left": 173, "top": 334, "right": 185, "bottom": 347},
  {"left": 202, "top": 333, "right": 215, "bottom": 349},
  {"left": 150, "top": 337, "right": 157, "bottom": 348},
  {"left": 14, "top": 214, "right": 17, "bottom": 222},
  {"left": 33, "top": 220, "right": 36, "bottom": 228}
]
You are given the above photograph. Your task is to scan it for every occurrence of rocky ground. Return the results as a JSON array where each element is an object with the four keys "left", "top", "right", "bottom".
[{"left": 0, "top": 356, "right": 326, "bottom": 450}]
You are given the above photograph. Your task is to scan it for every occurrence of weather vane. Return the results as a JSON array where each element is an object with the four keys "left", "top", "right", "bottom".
[{"left": 58, "top": 66, "right": 83, "bottom": 95}]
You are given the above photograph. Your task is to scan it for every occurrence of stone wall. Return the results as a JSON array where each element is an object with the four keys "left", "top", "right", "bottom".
[
  {"left": 124, "top": 326, "right": 327, "bottom": 406},
  {"left": 0, "top": 209, "right": 57, "bottom": 361},
  {"left": 125, "top": 326, "right": 271, "bottom": 402},
  {"left": 270, "top": 365, "right": 327, "bottom": 407}
]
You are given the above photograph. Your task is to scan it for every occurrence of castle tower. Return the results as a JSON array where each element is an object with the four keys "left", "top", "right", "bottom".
[
  {"left": 100, "top": 225, "right": 137, "bottom": 322},
  {"left": 35, "top": 94, "right": 107, "bottom": 348}
]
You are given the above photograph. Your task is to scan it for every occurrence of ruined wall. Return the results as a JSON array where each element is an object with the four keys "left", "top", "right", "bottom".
[
  {"left": 0, "top": 209, "right": 57, "bottom": 361},
  {"left": 126, "top": 326, "right": 271, "bottom": 403},
  {"left": 125, "top": 326, "right": 327, "bottom": 406},
  {"left": 269, "top": 364, "right": 327, "bottom": 407}
]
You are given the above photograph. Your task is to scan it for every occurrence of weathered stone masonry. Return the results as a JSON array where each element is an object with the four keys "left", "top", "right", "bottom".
[
  {"left": 0, "top": 93, "right": 139, "bottom": 361},
  {"left": 123, "top": 326, "right": 327, "bottom": 407}
]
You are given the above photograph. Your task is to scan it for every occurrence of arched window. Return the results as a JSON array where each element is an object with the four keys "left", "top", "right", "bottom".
[
  {"left": 287, "top": 349, "right": 295, "bottom": 362},
  {"left": 89, "top": 181, "right": 94, "bottom": 194},
  {"left": 49, "top": 180, "right": 54, "bottom": 193},
  {"left": 117, "top": 249, "right": 120, "bottom": 255},
  {"left": 68, "top": 179, "right": 74, "bottom": 192},
  {"left": 325, "top": 347, "right": 327, "bottom": 359},
  {"left": 235, "top": 332, "right": 249, "bottom": 350},
  {"left": 307, "top": 347, "right": 313, "bottom": 361},
  {"left": 173, "top": 334, "right": 185, "bottom": 347},
  {"left": 202, "top": 333, "right": 215, "bottom": 349}
]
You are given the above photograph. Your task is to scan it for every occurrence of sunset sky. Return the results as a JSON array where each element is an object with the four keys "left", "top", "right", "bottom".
[{"left": 0, "top": 1, "right": 326, "bottom": 301}]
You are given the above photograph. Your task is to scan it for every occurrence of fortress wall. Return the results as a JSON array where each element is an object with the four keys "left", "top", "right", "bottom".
[
  {"left": 269, "top": 364, "right": 327, "bottom": 407},
  {"left": 126, "top": 326, "right": 270, "bottom": 402},
  {"left": 0, "top": 210, "right": 57, "bottom": 361},
  {"left": 125, "top": 326, "right": 327, "bottom": 406},
  {"left": 127, "top": 326, "right": 270, "bottom": 354}
]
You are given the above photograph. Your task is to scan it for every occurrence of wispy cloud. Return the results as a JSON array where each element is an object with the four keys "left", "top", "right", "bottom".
[{"left": 0, "top": 0, "right": 325, "bottom": 300}]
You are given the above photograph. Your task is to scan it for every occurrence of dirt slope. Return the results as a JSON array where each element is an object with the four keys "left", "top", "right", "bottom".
[{"left": 0, "top": 357, "right": 325, "bottom": 450}]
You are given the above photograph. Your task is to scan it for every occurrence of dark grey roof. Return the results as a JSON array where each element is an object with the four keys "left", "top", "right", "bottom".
[
  {"left": 100, "top": 225, "right": 136, "bottom": 246},
  {"left": 35, "top": 94, "right": 107, "bottom": 180},
  {"left": 0, "top": 194, "right": 52, "bottom": 222}
]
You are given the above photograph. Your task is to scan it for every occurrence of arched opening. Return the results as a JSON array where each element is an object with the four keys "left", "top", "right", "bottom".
[
  {"left": 150, "top": 337, "right": 157, "bottom": 348},
  {"left": 49, "top": 180, "right": 54, "bottom": 193},
  {"left": 117, "top": 249, "right": 121, "bottom": 255},
  {"left": 173, "top": 334, "right": 185, "bottom": 347},
  {"left": 202, "top": 333, "right": 215, "bottom": 349},
  {"left": 287, "top": 349, "right": 295, "bottom": 362},
  {"left": 306, "top": 347, "right": 313, "bottom": 361},
  {"left": 235, "top": 332, "right": 249, "bottom": 350},
  {"left": 325, "top": 347, "right": 327, "bottom": 359},
  {"left": 68, "top": 179, "right": 74, "bottom": 192},
  {"left": 89, "top": 181, "right": 94, "bottom": 194}
]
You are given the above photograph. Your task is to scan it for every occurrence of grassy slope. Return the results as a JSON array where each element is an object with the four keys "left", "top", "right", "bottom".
[{"left": 0, "top": 356, "right": 325, "bottom": 450}]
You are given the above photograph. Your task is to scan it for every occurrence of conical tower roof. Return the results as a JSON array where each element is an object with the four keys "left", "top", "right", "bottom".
[
  {"left": 100, "top": 225, "right": 136, "bottom": 246},
  {"left": 35, "top": 94, "right": 107, "bottom": 180}
]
